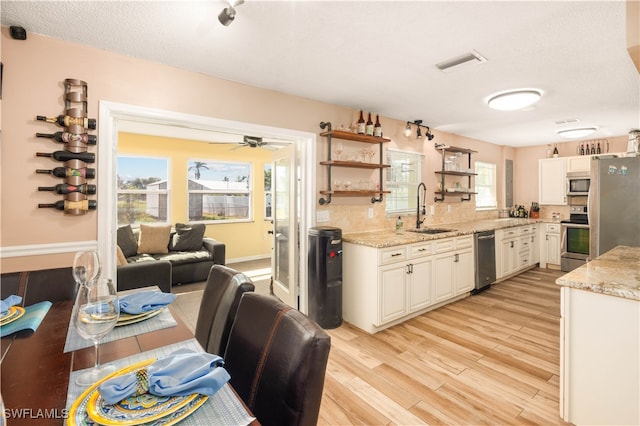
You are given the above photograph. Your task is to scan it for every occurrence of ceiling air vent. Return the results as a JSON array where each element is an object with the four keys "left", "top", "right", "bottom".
[
  {"left": 554, "top": 118, "right": 581, "bottom": 125},
  {"left": 436, "top": 50, "right": 487, "bottom": 73}
]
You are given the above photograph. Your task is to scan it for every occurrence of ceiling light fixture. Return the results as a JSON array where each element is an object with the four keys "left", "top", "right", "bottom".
[
  {"left": 487, "top": 89, "right": 542, "bottom": 111},
  {"left": 557, "top": 127, "right": 597, "bottom": 139},
  {"left": 218, "top": 0, "right": 244, "bottom": 26},
  {"left": 405, "top": 120, "right": 435, "bottom": 141}
]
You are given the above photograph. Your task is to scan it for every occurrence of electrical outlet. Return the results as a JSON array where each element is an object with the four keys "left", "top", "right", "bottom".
[
  {"left": 430, "top": 205, "right": 435, "bottom": 215},
  {"left": 447, "top": 204, "right": 452, "bottom": 213},
  {"left": 368, "top": 208, "right": 374, "bottom": 219},
  {"left": 316, "top": 210, "right": 330, "bottom": 222}
]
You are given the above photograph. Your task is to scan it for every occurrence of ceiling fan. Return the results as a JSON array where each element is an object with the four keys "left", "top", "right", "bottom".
[{"left": 210, "top": 135, "right": 288, "bottom": 150}]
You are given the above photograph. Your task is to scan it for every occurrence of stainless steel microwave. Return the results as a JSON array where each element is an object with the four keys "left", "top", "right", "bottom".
[{"left": 566, "top": 171, "right": 590, "bottom": 196}]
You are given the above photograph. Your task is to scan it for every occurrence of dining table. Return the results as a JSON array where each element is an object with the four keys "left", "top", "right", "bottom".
[{"left": 0, "top": 289, "right": 258, "bottom": 426}]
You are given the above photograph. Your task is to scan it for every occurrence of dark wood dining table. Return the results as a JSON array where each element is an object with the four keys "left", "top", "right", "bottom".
[{"left": 0, "top": 299, "right": 255, "bottom": 425}]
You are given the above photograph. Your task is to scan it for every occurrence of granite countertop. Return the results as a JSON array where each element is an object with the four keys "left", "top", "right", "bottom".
[
  {"left": 555, "top": 246, "right": 640, "bottom": 301},
  {"left": 342, "top": 218, "right": 550, "bottom": 248}
]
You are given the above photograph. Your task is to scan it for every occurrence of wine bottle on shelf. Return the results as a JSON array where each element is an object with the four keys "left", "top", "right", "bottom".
[
  {"left": 36, "top": 151, "right": 95, "bottom": 163},
  {"left": 365, "top": 112, "right": 374, "bottom": 136},
  {"left": 580, "top": 143, "right": 585, "bottom": 155},
  {"left": 597, "top": 142, "right": 601, "bottom": 154},
  {"left": 36, "top": 132, "right": 96, "bottom": 145},
  {"left": 38, "top": 199, "right": 97, "bottom": 211},
  {"left": 373, "top": 114, "right": 382, "bottom": 137},
  {"left": 36, "top": 115, "right": 96, "bottom": 130},
  {"left": 36, "top": 167, "right": 96, "bottom": 179},
  {"left": 357, "top": 110, "right": 365, "bottom": 134},
  {"left": 590, "top": 143, "right": 595, "bottom": 155},
  {"left": 38, "top": 183, "right": 97, "bottom": 195}
]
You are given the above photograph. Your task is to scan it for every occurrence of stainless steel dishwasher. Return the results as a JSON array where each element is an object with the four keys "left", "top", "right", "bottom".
[{"left": 472, "top": 230, "right": 496, "bottom": 294}]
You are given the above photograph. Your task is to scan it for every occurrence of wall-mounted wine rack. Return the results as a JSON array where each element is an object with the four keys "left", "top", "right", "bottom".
[{"left": 35, "top": 78, "right": 97, "bottom": 215}]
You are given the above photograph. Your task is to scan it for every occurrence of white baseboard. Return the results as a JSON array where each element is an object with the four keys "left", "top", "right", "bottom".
[
  {"left": 226, "top": 254, "right": 271, "bottom": 265},
  {"left": 0, "top": 241, "right": 98, "bottom": 258}
]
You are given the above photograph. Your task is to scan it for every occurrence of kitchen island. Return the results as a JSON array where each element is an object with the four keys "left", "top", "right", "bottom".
[
  {"left": 556, "top": 246, "right": 640, "bottom": 426},
  {"left": 341, "top": 218, "right": 552, "bottom": 333}
]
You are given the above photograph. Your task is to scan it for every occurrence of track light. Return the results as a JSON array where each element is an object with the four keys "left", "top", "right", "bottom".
[
  {"left": 404, "top": 120, "right": 435, "bottom": 141},
  {"left": 218, "top": 7, "right": 236, "bottom": 26},
  {"left": 404, "top": 122, "right": 412, "bottom": 138},
  {"left": 218, "top": 0, "right": 244, "bottom": 26}
]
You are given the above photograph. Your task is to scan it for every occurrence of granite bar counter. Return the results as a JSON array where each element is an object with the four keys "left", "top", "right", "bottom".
[
  {"left": 556, "top": 245, "right": 640, "bottom": 426},
  {"left": 555, "top": 245, "right": 640, "bottom": 301},
  {"left": 343, "top": 218, "right": 548, "bottom": 248}
]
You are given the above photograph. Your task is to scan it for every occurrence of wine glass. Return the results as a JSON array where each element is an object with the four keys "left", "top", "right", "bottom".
[
  {"left": 333, "top": 142, "right": 343, "bottom": 161},
  {"left": 73, "top": 278, "right": 119, "bottom": 386},
  {"left": 72, "top": 250, "right": 102, "bottom": 287}
]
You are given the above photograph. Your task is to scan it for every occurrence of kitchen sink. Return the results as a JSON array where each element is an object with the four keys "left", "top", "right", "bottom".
[{"left": 408, "top": 228, "right": 454, "bottom": 234}]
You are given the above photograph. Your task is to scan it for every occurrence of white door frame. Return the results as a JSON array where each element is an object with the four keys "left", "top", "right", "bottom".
[{"left": 98, "top": 101, "right": 316, "bottom": 313}]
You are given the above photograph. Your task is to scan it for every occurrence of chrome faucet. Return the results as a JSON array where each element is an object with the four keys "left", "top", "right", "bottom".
[{"left": 416, "top": 182, "right": 427, "bottom": 229}]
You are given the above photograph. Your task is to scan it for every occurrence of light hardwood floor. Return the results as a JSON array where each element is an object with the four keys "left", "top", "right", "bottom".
[
  {"left": 318, "top": 267, "right": 572, "bottom": 425},
  {"left": 174, "top": 263, "right": 571, "bottom": 425}
]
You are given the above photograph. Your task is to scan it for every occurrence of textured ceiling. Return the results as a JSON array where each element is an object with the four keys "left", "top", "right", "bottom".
[{"left": 2, "top": 0, "right": 639, "bottom": 147}]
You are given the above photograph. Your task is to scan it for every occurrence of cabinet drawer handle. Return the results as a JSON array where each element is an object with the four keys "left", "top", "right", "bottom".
[
  {"left": 391, "top": 252, "right": 403, "bottom": 257},
  {"left": 417, "top": 248, "right": 427, "bottom": 252}
]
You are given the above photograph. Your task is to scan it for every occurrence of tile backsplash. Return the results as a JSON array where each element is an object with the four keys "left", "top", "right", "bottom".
[{"left": 320, "top": 201, "right": 568, "bottom": 233}]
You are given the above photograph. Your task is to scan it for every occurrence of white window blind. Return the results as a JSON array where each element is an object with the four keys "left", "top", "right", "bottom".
[
  {"left": 475, "top": 161, "right": 497, "bottom": 210},
  {"left": 385, "top": 149, "right": 424, "bottom": 214}
]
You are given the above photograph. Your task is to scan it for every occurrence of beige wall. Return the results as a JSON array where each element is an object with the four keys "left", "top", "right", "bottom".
[
  {"left": 515, "top": 137, "right": 629, "bottom": 206},
  {"left": 0, "top": 28, "right": 631, "bottom": 273},
  {"left": 118, "top": 133, "right": 273, "bottom": 261}
]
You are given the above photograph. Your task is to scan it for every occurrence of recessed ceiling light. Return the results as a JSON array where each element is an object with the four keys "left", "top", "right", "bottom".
[
  {"left": 487, "top": 89, "right": 542, "bottom": 111},
  {"left": 557, "top": 127, "right": 597, "bottom": 138}
]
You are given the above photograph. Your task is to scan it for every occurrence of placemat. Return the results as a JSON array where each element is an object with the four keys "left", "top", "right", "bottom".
[
  {"left": 64, "top": 307, "right": 177, "bottom": 352},
  {"left": 0, "top": 301, "right": 52, "bottom": 338},
  {"left": 66, "top": 338, "right": 255, "bottom": 426},
  {"left": 64, "top": 286, "right": 177, "bottom": 353}
]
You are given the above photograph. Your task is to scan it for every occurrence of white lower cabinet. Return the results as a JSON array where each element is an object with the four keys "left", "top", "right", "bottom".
[
  {"left": 409, "top": 258, "right": 433, "bottom": 311},
  {"left": 496, "top": 224, "right": 540, "bottom": 281},
  {"left": 544, "top": 223, "right": 561, "bottom": 266},
  {"left": 496, "top": 228, "right": 519, "bottom": 278},
  {"left": 343, "top": 236, "right": 472, "bottom": 334},
  {"left": 455, "top": 248, "right": 474, "bottom": 295},
  {"left": 433, "top": 252, "right": 455, "bottom": 303},
  {"left": 530, "top": 225, "right": 540, "bottom": 265},
  {"left": 378, "top": 262, "right": 409, "bottom": 324}
]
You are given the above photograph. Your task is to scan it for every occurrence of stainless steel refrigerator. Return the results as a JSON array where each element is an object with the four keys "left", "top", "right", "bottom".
[{"left": 589, "top": 156, "right": 640, "bottom": 258}]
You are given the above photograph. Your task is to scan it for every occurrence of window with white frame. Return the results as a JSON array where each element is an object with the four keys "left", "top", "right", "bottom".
[
  {"left": 117, "top": 156, "right": 170, "bottom": 226},
  {"left": 475, "top": 161, "right": 497, "bottom": 210},
  {"left": 264, "top": 163, "right": 272, "bottom": 219},
  {"left": 385, "top": 149, "right": 424, "bottom": 214},
  {"left": 187, "top": 160, "right": 252, "bottom": 222}
]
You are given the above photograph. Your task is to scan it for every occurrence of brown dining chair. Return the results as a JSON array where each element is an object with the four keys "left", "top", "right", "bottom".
[
  {"left": 224, "top": 293, "right": 331, "bottom": 426},
  {"left": 194, "top": 265, "right": 255, "bottom": 356},
  {"left": 25, "top": 267, "right": 78, "bottom": 304}
]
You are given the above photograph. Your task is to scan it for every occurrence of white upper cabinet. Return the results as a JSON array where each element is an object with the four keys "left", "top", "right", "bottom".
[
  {"left": 539, "top": 158, "right": 567, "bottom": 205},
  {"left": 566, "top": 155, "right": 592, "bottom": 173}
]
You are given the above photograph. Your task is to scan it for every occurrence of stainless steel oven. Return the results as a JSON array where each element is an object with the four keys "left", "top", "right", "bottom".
[
  {"left": 561, "top": 205, "right": 590, "bottom": 272},
  {"left": 566, "top": 171, "right": 590, "bottom": 196}
]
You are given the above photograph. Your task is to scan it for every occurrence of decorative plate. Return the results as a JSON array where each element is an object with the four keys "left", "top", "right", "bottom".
[
  {"left": 68, "top": 359, "right": 208, "bottom": 426},
  {"left": 0, "top": 306, "right": 25, "bottom": 326},
  {"left": 116, "top": 308, "right": 164, "bottom": 327}
]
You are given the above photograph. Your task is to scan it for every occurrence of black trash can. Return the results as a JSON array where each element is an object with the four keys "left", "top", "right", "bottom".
[{"left": 308, "top": 226, "right": 342, "bottom": 329}]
